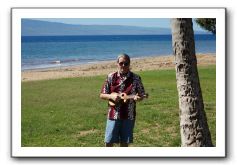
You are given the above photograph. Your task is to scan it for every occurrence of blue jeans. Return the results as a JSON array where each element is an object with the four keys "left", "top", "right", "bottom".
[{"left": 104, "top": 119, "right": 135, "bottom": 144}]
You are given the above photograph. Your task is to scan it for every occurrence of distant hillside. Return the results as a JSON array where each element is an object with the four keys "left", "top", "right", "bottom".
[
  {"left": 21, "top": 19, "right": 172, "bottom": 36},
  {"left": 21, "top": 19, "right": 208, "bottom": 36}
]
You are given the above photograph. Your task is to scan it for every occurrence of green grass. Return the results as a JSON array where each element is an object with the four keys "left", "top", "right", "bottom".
[{"left": 21, "top": 65, "right": 216, "bottom": 147}]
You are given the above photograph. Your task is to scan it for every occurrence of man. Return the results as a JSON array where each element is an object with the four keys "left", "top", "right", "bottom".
[{"left": 100, "top": 53, "right": 146, "bottom": 147}]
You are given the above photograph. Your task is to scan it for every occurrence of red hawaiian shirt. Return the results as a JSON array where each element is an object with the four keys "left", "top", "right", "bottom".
[{"left": 101, "top": 71, "right": 145, "bottom": 120}]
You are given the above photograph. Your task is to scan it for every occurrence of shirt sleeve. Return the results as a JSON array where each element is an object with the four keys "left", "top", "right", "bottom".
[
  {"left": 136, "top": 76, "right": 146, "bottom": 96},
  {"left": 101, "top": 75, "right": 111, "bottom": 94}
]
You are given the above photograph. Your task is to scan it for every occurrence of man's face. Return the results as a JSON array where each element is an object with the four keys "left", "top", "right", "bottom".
[{"left": 117, "top": 57, "right": 130, "bottom": 74}]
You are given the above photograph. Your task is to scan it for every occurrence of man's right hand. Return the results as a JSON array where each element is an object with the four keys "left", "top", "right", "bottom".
[{"left": 110, "top": 93, "right": 120, "bottom": 102}]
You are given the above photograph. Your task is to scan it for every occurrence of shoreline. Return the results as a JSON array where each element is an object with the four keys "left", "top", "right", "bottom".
[{"left": 22, "top": 53, "right": 216, "bottom": 82}]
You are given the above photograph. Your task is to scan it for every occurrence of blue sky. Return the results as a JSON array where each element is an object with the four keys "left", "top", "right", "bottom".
[{"left": 33, "top": 18, "right": 205, "bottom": 32}]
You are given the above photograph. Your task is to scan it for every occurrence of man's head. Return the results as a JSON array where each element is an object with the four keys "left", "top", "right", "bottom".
[{"left": 117, "top": 53, "right": 130, "bottom": 74}]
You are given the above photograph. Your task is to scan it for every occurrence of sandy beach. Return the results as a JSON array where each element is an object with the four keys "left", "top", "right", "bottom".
[{"left": 22, "top": 53, "right": 216, "bottom": 82}]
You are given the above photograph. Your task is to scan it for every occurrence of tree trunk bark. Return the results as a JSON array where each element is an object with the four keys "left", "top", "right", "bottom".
[{"left": 171, "top": 18, "right": 213, "bottom": 147}]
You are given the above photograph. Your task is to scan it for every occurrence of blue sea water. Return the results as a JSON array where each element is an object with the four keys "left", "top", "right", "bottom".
[{"left": 21, "top": 34, "right": 216, "bottom": 70}]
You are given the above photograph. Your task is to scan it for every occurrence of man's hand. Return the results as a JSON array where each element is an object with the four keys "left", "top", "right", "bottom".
[
  {"left": 133, "top": 93, "right": 142, "bottom": 101},
  {"left": 110, "top": 93, "right": 120, "bottom": 102}
]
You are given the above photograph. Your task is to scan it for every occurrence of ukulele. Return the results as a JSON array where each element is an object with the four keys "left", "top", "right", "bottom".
[{"left": 108, "top": 92, "right": 148, "bottom": 106}]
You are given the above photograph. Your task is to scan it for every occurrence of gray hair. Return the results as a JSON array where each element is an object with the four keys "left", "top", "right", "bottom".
[{"left": 117, "top": 53, "right": 130, "bottom": 64}]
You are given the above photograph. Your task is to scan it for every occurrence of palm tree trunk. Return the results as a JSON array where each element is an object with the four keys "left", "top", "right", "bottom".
[{"left": 171, "top": 18, "right": 213, "bottom": 147}]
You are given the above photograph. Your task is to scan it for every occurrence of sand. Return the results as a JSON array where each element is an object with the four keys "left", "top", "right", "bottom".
[{"left": 22, "top": 53, "right": 216, "bottom": 82}]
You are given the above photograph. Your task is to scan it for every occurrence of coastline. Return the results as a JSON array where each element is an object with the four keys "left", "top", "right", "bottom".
[{"left": 22, "top": 53, "right": 216, "bottom": 82}]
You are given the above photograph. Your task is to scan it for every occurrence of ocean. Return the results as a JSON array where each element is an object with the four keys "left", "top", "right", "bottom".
[{"left": 21, "top": 34, "right": 216, "bottom": 70}]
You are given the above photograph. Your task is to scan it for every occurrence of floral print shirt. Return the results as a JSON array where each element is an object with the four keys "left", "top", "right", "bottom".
[{"left": 101, "top": 71, "right": 145, "bottom": 120}]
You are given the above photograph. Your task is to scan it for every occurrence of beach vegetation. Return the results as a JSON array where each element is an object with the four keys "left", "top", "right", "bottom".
[{"left": 195, "top": 18, "right": 216, "bottom": 35}]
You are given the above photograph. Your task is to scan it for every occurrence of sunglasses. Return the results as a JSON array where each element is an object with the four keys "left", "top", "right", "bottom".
[{"left": 118, "top": 61, "right": 130, "bottom": 66}]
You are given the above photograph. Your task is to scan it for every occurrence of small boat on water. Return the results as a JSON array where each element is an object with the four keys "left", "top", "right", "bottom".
[{"left": 51, "top": 60, "right": 61, "bottom": 64}]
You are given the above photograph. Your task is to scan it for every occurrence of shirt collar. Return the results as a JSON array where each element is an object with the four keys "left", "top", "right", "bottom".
[{"left": 117, "top": 70, "right": 131, "bottom": 78}]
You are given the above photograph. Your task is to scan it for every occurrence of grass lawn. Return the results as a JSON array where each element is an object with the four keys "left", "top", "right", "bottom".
[{"left": 21, "top": 65, "right": 216, "bottom": 147}]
